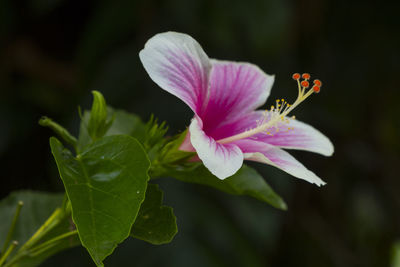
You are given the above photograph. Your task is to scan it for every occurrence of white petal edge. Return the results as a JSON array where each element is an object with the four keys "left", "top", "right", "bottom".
[
  {"left": 139, "top": 32, "right": 212, "bottom": 113},
  {"left": 189, "top": 116, "right": 244, "bottom": 179},
  {"left": 244, "top": 145, "right": 326, "bottom": 186}
]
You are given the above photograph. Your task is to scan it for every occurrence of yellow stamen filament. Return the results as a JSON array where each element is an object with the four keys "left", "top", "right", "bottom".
[{"left": 217, "top": 74, "right": 320, "bottom": 144}]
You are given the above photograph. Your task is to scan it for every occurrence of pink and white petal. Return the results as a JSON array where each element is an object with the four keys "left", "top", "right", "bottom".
[
  {"left": 208, "top": 111, "right": 264, "bottom": 140},
  {"left": 211, "top": 110, "right": 334, "bottom": 157},
  {"left": 189, "top": 116, "right": 244, "bottom": 179},
  {"left": 200, "top": 60, "right": 274, "bottom": 133},
  {"left": 262, "top": 119, "right": 333, "bottom": 156},
  {"left": 251, "top": 116, "right": 334, "bottom": 156},
  {"left": 242, "top": 142, "right": 326, "bottom": 186},
  {"left": 139, "top": 32, "right": 212, "bottom": 114}
]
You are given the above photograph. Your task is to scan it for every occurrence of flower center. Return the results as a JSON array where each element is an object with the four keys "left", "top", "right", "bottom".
[{"left": 217, "top": 73, "right": 322, "bottom": 144}]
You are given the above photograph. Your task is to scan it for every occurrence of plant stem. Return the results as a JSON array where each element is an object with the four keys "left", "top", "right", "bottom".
[
  {"left": 3, "top": 197, "right": 77, "bottom": 267},
  {"left": 3, "top": 230, "right": 79, "bottom": 267},
  {"left": 39, "top": 117, "right": 78, "bottom": 150},
  {"left": 29, "top": 230, "right": 78, "bottom": 256},
  {"left": 18, "top": 208, "right": 62, "bottom": 252},
  {"left": 0, "top": 241, "right": 18, "bottom": 266},
  {"left": 1, "top": 201, "right": 23, "bottom": 254}
]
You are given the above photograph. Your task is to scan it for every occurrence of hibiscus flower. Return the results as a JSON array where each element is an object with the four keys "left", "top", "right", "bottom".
[{"left": 139, "top": 32, "right": 333, "bottom": 186}]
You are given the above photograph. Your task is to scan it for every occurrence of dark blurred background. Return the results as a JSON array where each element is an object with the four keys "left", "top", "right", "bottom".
[{"left": 1, "top": 0, "right": 399, "bottom": 266}]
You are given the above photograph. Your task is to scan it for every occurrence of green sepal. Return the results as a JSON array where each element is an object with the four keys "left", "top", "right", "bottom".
[
  {"left": 87, "top": 91, "right": 113, "bottom": 141},
  {"left": 150, "top": 130, "right": 196, "bottom": 177}
]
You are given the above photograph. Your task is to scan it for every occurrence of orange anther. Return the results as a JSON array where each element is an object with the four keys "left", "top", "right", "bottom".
[
  {"left": 301, "top": 80, "right": 309, "bottom": 88},
  {"left": 312, "top": 85, "right": 320, "bottom": 93},
  {"left": 292, "top": 73, "right": 300, "bottom": 80},
  {"left": 302, "top": 73, "right": 310, "bottom": 80},
  {"left": 313, "top": 79, "right": 322, "bottom": 87}
]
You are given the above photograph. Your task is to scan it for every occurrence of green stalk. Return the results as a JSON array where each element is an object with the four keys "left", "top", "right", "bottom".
[
  {"left": 1, "top": 201, "right": 23, "bottom": 254},
  {"left": 3, "top": 230, "right": 78, "bottom": 267},
  {"left": 18, "top": 208, "right": 62, "bottom": 252},
  {"left": 29, "top": 230, "right": 78, "bottom": 256},
  {"left": 39, "top": 117, "right": 77, "bottom": 150},
  {"left": 0, "top": 241, "right": 18, "bottom": 266},
  {"left": 3, "top": 198, "right": 76, "bottom": 267}
]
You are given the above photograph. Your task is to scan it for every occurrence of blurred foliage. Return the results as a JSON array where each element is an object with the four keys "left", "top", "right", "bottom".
[
  {"left": 392, "top": 241, "right": 400, "bottom": 267},
  {"left": 0, "top": 0, "right": 399, "bottom": 266}
]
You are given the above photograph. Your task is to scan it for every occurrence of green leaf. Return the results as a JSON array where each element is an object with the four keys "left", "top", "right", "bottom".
[
  {"left": 87, "top": 91, "right": 112, "bottom": 141},
  {"left": 0, "top": 191, "right": 79, "bottom": 267},
  {"left": 131, "top": 184, "right": 177, "bottom": 245},
  {"left": 104, "top": 109, "right": 146, "bottom": 141},
  {"left": 167, "top": 164, "right": 287, "bottom": 210},
  {"left": 50, "top": 135, "right": 150, "bottom": 266},
  {"left": 77, "top": 108, "right": 146, "bottom": 152}
]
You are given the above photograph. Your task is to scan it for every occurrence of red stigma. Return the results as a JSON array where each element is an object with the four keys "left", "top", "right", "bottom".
[
  {"left": 312, "top": 86, "right": 320, "bottom": 93},
  {"left": 313, "top": 79, "right": 322, "bottom": 87},
  {"left": 292, "top": 73, "right": 300, "bottom": 80},
  {"left": 301, "top": 80, "right": 309, "bottom": 88},
  {"left": 302, "top": 73, "right": 310, "bottom": 80}
]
